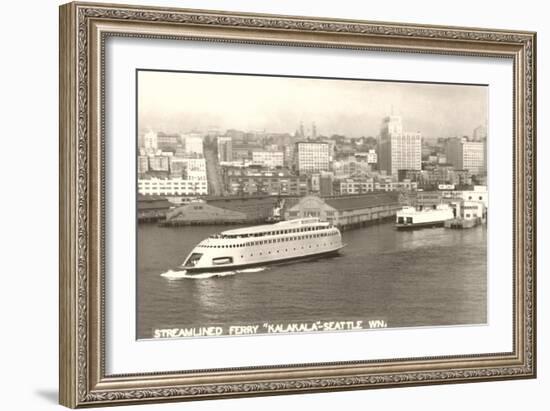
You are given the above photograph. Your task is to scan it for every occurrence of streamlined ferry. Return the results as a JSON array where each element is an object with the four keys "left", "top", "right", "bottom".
[
  {"left": 395, "top": 204, "right": 454, "bottom": 229},
  {"left": 181, "top": 218, "right": 344, "bottom": 274}
]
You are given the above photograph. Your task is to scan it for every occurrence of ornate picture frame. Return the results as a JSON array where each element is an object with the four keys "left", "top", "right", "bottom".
[{"left": 59, "top": 1, "right": 536, "bottom": 408}]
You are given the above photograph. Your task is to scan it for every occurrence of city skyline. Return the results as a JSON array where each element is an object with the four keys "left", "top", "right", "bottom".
[{"left": 138, "top": 70, "right": 488, "bottom": 139}]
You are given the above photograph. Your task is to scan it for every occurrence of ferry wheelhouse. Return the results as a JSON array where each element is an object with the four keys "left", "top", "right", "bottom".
[
  {"left": 395, "top": 204, "right": 454, "bottom": 229},
  {"left": 181, "top": 218, "right": 344, "bottom": 274}
]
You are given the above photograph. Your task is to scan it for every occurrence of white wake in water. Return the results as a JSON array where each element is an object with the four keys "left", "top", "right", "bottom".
[
  {"left": 160, "top": 269, "right": 190, "bottom": 280},
  {"left": 160, "top": 266, "right": 267, "bottom": 280},
  {"left": 237, "top": 267, "right": 266, "bottom": 273}
]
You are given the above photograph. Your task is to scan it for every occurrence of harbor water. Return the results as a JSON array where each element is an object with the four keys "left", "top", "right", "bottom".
[{"left": 137, "top": 222, "right": 487, "bottom": 339}]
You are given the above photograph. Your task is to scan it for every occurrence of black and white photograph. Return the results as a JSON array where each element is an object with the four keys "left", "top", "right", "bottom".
[{"left": 136, "top": 70, "right": 488, "bottom": 340}]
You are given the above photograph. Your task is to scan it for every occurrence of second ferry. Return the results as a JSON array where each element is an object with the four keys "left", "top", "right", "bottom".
[
  {"left": 180, "top": 218, "right": 344, "bottom": 274},
  {"left": 395, "top": 204, "right": 454, "bottom": 229}
]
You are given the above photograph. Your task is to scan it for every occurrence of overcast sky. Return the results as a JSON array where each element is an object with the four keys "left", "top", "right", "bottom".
[{"left": 138, "top": 70, "right": 488, "bottom": 139}]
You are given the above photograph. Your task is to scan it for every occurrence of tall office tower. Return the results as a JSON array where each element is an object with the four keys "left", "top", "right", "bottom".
[{"left": 378, "top": 115, "right": 421, "bottom": 176}]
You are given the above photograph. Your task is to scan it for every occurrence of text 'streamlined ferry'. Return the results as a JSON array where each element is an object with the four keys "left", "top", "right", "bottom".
[{"left": 181, "top": 218, "right": 344, "bottom": 274}]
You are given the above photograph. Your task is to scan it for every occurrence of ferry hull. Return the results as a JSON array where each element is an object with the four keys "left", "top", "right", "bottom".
[
  {"left": 395, "top": 220, "right": 447, "bottom": 230},
  {"left": 182, "top": 247, "right": 344, "bottom": 274}
]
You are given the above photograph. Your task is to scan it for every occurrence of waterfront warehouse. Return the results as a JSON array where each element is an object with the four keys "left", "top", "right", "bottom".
[{"left": 284, "top": 193, "right": 400, "bottom": 230}]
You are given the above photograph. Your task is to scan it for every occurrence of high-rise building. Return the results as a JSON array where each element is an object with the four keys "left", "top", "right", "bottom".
[
  {"left": 156, "top": 132, "right": 179, "bottom": 152},
  {"left": 217, "top": 136, "right": 233, "bottom": 162},
  {"left": 473, "top": 125, "right": 487, "bottom": 141},
  {"left": 252, "top": 151, "right": 284, "bottom": 168},
  {"left": 143, "top": 130, "right": 158, "bottom": 151},
  {"left": 295, "top": 142, "right": 330, "bottom": 174},
  {"left": 378, "top": 115, "right": 421, "bottom": 176},
  {"left": 319, "top": 173, "right": 334, "bottom": 196},
  {"left": 283, "top": 144, "right": 294, "bottom": 168},
  {"left": 445, "top": 138, "right": 486, "bottom": 175},
  {"left": 181, "top": 133, "right": 204, "bottom": 155},
  {"left": 148, "top": 155, "right": 169, "bottom": 172},
  {"left": 137, "top": 156, "right": 149, "bottom": 175},
  {"left": 299, "top": 122, "right": 305, "bottom": 139}
]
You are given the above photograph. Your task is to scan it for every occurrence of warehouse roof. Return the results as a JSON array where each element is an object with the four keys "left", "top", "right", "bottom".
[
  {"left": 324, "top": 192, "right": 399, "bottom": 211},
  {"left": 137, "top": 197, "right": 172, "bottom": 210}
]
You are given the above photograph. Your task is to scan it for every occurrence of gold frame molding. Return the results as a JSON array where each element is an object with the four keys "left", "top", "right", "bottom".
[{"left": 59, "top": 1, "right": 537, "bottom": 408}]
